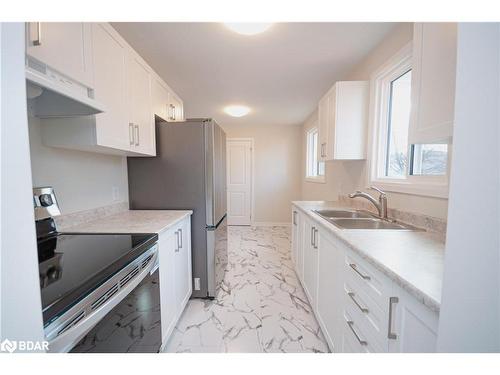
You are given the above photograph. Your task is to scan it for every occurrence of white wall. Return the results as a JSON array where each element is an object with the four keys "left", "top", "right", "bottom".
[
  {"left": 1, "top": 23, "right": 45, "bottom": 347},
  {"left": 300, "top": 23, "right": 449, "bottom": 220},
  {"left": 28, "top": 115, "right": 129, "bottom": 214},
  {"left": 223, "top": 123, "right": 302, "bottom": 224},
  {"left": 437, "top": 23, "right": 500, "bottom": 352}
]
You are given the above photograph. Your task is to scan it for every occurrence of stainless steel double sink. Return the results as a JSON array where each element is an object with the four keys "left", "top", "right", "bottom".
[{"left": 313, "top": 209, "right": 418, "bottom": 230}]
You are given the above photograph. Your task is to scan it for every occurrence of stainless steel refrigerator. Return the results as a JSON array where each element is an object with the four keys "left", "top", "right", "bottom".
[{"left": 127, "top": 118, "right": 227, "bottom": 298}]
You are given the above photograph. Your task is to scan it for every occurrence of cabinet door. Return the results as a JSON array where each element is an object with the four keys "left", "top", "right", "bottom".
[
  {"left": 316, "top": 229, "right": 344, "bottom": 352},
  {"left": 167, "top": 93, "right": 184, "bottom": 122},
  {"left": 317, "top": 93, "right": 330, "bottom": 161},
  {"left": 409, "top": 23, "right": 457, "bottom": 143},
  {"left": 292, "top": 208, "right": 305, "bottom": 277},
  {"left": 175, "top": 218, "right": 192, "bottom": 309},
  {"left": 26, "top": 22, "right": 93, "bottom": 87},
  {"left": 151, "top": 76, "right": 169, "bottom": 121},
  {"left": 388, "top": 286, "right": 439, "bottom": 353},
  {"left": 302, "top": 217, "right": 319, "bottom": 308},
  {"left": 158, "top": 230, "right": 178, "bottom": 344},
  {"left": 91, "top": 23, "right": 130, "bottom": 150},
  {"left": 332, "top": 81, "right": 368, "bottom": 160},
  {"left": 127, "top": 53, "right": 155, "bottom": 155}
]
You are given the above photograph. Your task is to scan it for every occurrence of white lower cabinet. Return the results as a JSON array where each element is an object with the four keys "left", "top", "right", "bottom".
[
  {"left": 158, "top": 215, "right": 192, "bottom": 349},
  {"left": 291, "top": 204, "right": 439, "bottom": 353},
  {"left": 302, "top": 215, "right": 319, "bottom": 308},
  {"left": 316, "top": 229, "right": 344, "bottom": 352},
  {"left": 388, "top": 286, "right": 439, "bottom": 353},
  {"left": 292, "top": 209, "right": 302, "bottom": 278}
]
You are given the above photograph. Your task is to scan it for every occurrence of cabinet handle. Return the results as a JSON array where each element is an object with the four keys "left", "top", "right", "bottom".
[
  {"left": 387, "top": 296, "right": 399, "bottom": 340},
  {"left": 32, "top": 22, "right": 42, "bottom": 46},
  {"left": 313, "top": 228, "right": 318, "bottom": 249},
  {"left": 129, "top": 123, "right": 134, "bottom": 145},
  {"left": 348, "top": 292, "right": 369, "bottom": 313},
  {"left": 169, "top": 104, "right": 176, "bottom": 121},
  {"left": 293, "top": 211, "right": 297, "bottom": 226},
  {"left": 347, "top": 320, "right": 367, "bottom": 346},
  {"left": 349, "top": 263, "right": 371, "bottom": 280},
  {"left": 178, "top": 228, "right": 183, "bottom": 249},
  {"left": 175, "top": 231, "right": 180, "bottom": 252},
  {"left": 310, "top": 227, "right": 314, "bottom": 247},
  {"left": 321, "top": 143, "right": 325, "bottom": 158},
  {"left": 134, "top": 124, "right": 140, "bottom": 146}
]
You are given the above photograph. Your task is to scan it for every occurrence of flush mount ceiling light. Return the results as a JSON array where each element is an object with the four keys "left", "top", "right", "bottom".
[
  {"left": 224, "top": 105, "right": 251, "bottom": 117},
  {"left": 223, "top": 23, "right": 273, "bottom": 36}
]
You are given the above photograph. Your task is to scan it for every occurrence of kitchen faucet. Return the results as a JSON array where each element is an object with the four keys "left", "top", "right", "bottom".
[{"left": 349, "top": 186, "right": 388, "bottom": 219}]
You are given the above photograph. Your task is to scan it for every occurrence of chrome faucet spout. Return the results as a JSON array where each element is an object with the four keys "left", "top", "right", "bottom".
[{"left": 348, "top": 187, "right": 388, "bottom": 219}]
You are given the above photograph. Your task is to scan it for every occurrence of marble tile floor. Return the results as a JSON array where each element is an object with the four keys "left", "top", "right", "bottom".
[{"left": 164, "top": 225, "right": 329, "bottom": 353}]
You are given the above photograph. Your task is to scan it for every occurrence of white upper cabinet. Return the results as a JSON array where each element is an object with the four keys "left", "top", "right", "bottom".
[
  {"left": 91, "top": 23, "right": 129, "bottom": 151},
  {"left": 317, "top": 93, "right": 330, "bottom": 160},
  {"left": 152, "top": 75, "right": 184, "bottom": 122},
  {"left": 167, "top": 91, "right": 184, "bottom": 122},
  {"left": 36, "top": 23, "right": 183, "bottom": 157},
  {"left": 127, "top": 52, "right": 155, "bottom": 156},
  {"left": 409, "top": 23, "right": 457, "bottom": 144},
  {"left": 26, "top": 22, "right": 94, "bottom": 87},
  {"left": 317, "top": 81, "right": 369, "bottom": 161},
  {"left": 151, "top": 75, "right": 170, "bottom": 121}
]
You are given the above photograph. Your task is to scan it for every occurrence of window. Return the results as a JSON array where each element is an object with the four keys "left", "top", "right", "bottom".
[
  {"left": 306, "top": 127, "right": 325, "bottom": 182},
  {"left": 384, "top": 70, "right": 411, "bottom": 178},
  {"left": 369, "top": 44, "right": 449, "bottom": 197}
]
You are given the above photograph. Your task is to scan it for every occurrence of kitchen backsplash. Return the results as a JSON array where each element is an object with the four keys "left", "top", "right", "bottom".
[
  {"left": 338, "top": 195, "right": 447, "bottom": 242},
  {"left": 54, "top": 201, "right": 128, "bottom": 231}
]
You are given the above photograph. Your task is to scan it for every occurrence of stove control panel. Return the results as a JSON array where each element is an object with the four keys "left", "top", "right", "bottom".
[{"left": 33, "top": 187, "right": 61, "bottom": 220}]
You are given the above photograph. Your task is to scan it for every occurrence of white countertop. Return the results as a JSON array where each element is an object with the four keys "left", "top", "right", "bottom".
[
  {"left": 62, "top": 210, "right": 192, "bottom": 234},
  {"left": 292, "top": 201, "right": 445, "bottom": 312}
]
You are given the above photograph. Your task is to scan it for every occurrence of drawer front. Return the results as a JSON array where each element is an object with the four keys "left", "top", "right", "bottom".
[
  {"left": 341, "top": 307, "right": 384, "bottom": 353},
  {"left": 343, "top": 279, "right": 388, "bottom": 349},
  {"left": 344, "top": 252, "right": 391, "bottom": 311}
]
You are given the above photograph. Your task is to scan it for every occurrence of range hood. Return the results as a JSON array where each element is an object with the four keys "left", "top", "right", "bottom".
[{"left": 26, "top": 57, "right": 106, "bottom": 118}]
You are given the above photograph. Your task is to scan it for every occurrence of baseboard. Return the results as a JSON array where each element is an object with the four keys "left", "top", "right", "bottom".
[{"left": 251, "top": 221, "right": 291, "bottom": 227}]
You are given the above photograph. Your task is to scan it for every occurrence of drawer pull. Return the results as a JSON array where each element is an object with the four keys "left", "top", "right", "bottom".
[
  {"left": 349, "top": 263, "right": 371, "bottom": 280},
  {"left": 348, "top": 291, "right": 369, "bottom": 313},
  {"left": 347, "top": 320, "right": 367, "bottom": 346}
]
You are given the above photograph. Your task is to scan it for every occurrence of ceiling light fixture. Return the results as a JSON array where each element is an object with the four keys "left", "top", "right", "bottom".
[
  {"left": 224, "top": 105, "right": 251, "bottom": 117},
  {"left": 223, "top": 23, "right": 273, "bottom": 36}
]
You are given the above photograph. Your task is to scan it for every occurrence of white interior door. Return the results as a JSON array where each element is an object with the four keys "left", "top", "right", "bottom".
[{"left": 227, "top": 139, "right": 252, "bottom": 226}]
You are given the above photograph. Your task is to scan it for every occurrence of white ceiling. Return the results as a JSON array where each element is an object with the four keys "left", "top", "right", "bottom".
[{"left": 112, "top": 23, "right": 397, "bottom": 128}]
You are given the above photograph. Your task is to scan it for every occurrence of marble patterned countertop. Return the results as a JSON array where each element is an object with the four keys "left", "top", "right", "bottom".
[
  {"left": 292, "top": 201, "right": 445, "bottom": 312},
  {"left": 61, "top": 210, "right": 192, "bottom": 234}
]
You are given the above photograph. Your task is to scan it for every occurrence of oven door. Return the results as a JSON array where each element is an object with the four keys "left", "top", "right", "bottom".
[{"left": 46, "top": 245, "right": 158, "bottom": 352}]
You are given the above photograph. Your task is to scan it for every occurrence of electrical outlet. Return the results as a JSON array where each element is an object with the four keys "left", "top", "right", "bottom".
[
  {"left": 112, "top": 186, "right": 120, "bottom": 201},
  {"left": 194, "top": 278, "right": 201, "bottom": 291}
]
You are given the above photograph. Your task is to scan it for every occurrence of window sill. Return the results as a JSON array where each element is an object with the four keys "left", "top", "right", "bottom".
[
  {"left": 305, "top": 176, "right": 326, "bottom": 184},
  {"left": 368, "top": 179, "right": 448, "bottom": 199}
]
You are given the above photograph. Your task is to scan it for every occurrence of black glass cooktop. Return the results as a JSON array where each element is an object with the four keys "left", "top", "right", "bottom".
[{"left": 37, "top": 231, "right": 158, "bottom": 327}]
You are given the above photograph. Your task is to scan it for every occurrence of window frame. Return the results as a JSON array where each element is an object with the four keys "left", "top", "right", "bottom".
[
  {"left": 305, "top": 125, "right": 325, "bottom": 183},
  {"left": 367, "top": 43, "right": 450, "bottom": 198}
]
